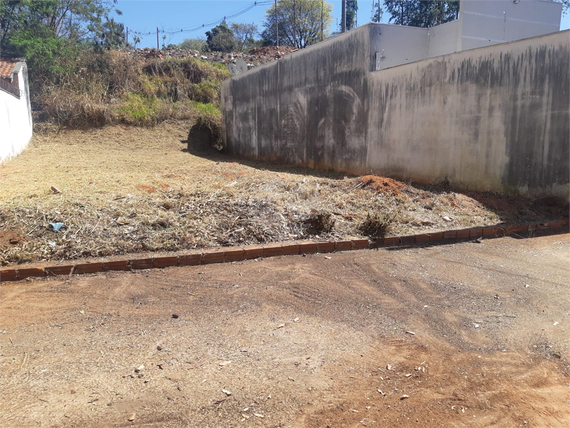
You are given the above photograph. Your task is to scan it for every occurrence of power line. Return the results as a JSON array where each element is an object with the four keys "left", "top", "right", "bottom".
[{"left": 128, "top": 1, "right": 273, "bottom": 39}]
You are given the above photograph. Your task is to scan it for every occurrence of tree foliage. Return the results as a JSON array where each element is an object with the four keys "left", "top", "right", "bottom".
[
  {"left": 205, "top": 22, "right": 235, "bottom": 52},
  {"left": 178, "top": 38, "right": 207, "bottom": 52},
  {"left": 261, "top": 0, "right": 333, "bottom": 48},
  {"left": 230, "top": 22, "right": 258, "bottom": 51},
  {"left": 384, "top": 0, "right": 459, "bottom": 28},
  {"left": 0, "top": 1, "right": 121, "bottom": 77},
  {"left": 372, "top": 1, "right": 383, "bottom": 23},
  {"left": 346, "top": 0, "right": 358, "bottom": 30}
]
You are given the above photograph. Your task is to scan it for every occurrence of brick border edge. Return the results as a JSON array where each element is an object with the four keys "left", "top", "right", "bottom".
[{"left": 1, "top": 220, "right": 568, "bottom": 283}]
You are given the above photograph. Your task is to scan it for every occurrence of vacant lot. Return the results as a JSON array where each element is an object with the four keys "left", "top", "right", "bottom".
[
  {"left": 1, "top": 234, "right": 569, "bottom": 427},
  {"left": 0, "top": 122, "right": 566, "bottom": 266}
]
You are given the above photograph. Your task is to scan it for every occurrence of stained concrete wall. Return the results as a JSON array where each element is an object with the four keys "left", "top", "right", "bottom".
[
  {"left": 0, "top": 62, "right": 32, "bottom": 163},
  {"left": 221, "top": 26, "right": 569, "bottom": 196}
]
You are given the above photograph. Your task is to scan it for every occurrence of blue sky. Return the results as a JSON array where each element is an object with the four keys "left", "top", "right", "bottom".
[
  {"left": 115, "top": 1, "right": 569, "bottom": 49},
  {"left": 116, "top": 0, "right": 387, "bottom": 48}
]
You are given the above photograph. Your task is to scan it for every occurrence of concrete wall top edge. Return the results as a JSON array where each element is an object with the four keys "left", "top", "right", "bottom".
[
  {"left": 223, "top": 24, "right": 373, "bottom": 82},
  {"left": 370, "top": 29, "right": 569, "bottom": 74}
]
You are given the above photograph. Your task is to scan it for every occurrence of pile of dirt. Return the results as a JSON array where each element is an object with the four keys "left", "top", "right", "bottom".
[{"left": 358, "top": 175, "right": 410, "bottom": 196}]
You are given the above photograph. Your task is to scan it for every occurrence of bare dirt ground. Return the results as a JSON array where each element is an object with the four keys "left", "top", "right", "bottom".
[
  {"left": 1, "top": 234, "right": 568, "bottom": 428},
  {"left": 0, "top": 122, "right": 567, "bottom": 266}
]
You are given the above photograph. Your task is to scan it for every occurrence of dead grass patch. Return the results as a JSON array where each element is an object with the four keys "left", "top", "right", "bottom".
[{"left": 1, "top": 123, "right": 565, "bottom": 266}]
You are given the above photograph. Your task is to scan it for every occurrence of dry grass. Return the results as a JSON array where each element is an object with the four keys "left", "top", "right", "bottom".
[{"left": 2, "top": 122, "right": 564, "bottom": 266}]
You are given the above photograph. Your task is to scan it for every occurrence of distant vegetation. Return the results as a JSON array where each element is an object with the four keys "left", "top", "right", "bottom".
[
  {"left": 0, "top": 0, "right": 227, "bottom": 135},
  {"left": 35, "top": 50, "right": 228, "bottom": 131}
]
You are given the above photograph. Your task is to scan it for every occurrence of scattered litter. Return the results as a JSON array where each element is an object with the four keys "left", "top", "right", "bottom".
[
  {"left": 79, "top": 309, "right": 84, "bottom": 314},
  {"left": 405, "top": 374, "right": 412, "bottom": 377},
  {"left": 135, "top": 365, "right": 144, "bottom": 373},
  {"left": 475, "top": 237, "right": 483, "bottom": 243},
  {"left": 386, "top": 364, "right": 392, "bottom": 371},
  {"left": 222, "top": 389, "right": 232, "bottom": 396},
  {"left": 553, "top": 321, "right": 559, "bottom": 326},
  {"left": 219, "top": 360, "right": 232, "bottom": 366},
  {"left": 377, "top": 389, "right": 386, "bottom": 396},
  {"left": 324, "top": 256, "right": 332, "bottom": 260},
  {"left": 49, "top": 223, "right": 64, "bottom": 231},
  {"left": 254, "top": 413, "right": 264, "bottom": 418},
  {"left": 525, "top": 284, "right": 530, "bottom": 288},
  {"left": 400, "top": 395, "right": 410, "bottom": 400},
  {"left": 293, "top": 317, "right": 299, "bottom": 322},
  {"left": 171, "top": 314, "right": 179, "bottom": 319},
  {"left": 50, "top": 186, "right": 61, "bottom": 194},
  {"left": 473, "top": 323, "right": 480, "bottom": 328},
  {"left": 156, "top": 345, "right": 162, "bottom": 351},
  {"left": 128, "top": 413, "right": 136, "bottom": 422},
  {"left": 405, "top": 331, "right": 415, "bottom": 335},
  {"left": 277, "top": 324, "right": 285, "bottom": 329},
  {"left": 442, "top": 216, "right": 452, "bottom": 222}
]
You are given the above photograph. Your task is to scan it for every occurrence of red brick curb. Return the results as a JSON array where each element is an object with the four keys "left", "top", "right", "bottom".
[{"left": 1, "top": 219, "right": 567, "bottom": 283}]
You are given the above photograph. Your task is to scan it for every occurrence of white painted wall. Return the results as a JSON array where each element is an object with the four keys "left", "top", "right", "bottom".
[
  {"left": 0, "top": 62, "right": 32, "bottom": 163},
  {"left": 371, "top": 0, "right": 562, "bottom": 70},
  {"left": 459, "top": 0, "right": 563, "bottom": 50},
  {"left": 369, "top": 24, "right": 428, "bottom": 70},
  {"left": 427, "top": 20, "right": 461, "bottom": 57}
]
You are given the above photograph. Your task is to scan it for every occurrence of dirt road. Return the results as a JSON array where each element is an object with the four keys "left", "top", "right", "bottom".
[{"left": 1, "top": 234, "right": 569, "bottom": 427}]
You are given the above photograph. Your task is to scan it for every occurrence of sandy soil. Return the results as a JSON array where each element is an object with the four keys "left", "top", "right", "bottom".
[{"left": 1, "top": 234, "right": 568, "bottom": 427}]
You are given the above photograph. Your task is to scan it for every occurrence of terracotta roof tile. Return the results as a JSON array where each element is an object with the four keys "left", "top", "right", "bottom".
[{"left": 0, "top": 59, "right": 18, "bottom": 79}]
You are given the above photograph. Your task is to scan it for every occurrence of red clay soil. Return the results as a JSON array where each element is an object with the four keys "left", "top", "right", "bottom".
[{"left": 359, "top": 175, "right": 408, "bottom": 196}]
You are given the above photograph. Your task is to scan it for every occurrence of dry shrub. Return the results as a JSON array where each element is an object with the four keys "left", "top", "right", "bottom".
[
  {"left": 36, "top": 49, "right": 229, "bottom": 128},
  {"left": 303, "top": 211, "right": 335, "bottom": 235},
  {"left": 359, "top": 211, "right": 395, "bottom": 238}
]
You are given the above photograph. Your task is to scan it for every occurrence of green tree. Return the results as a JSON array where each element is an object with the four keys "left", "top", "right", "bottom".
[
  {"left": 372, "top": 1, "right": 383, "bottom": 23},
  {"left": 230, "top": 22, "right": 258, "bottom": 51},
  {"left": 178, "top": 38, "right": 206, "bottom": 51},
  {"left": 94, "top": 17, "right": 126, "bottom": 49},
  {"left": 384, "top": 0, "right": 459, "bottom": 28},
  {"left": 346, "top": 0, "right": 358, "bottom": 30},
  {"left": 261, "top": 0, "right": 333, "bottom": 48},
  {"left": 205, "top": 22, "right": 235, "bottom": 52}
]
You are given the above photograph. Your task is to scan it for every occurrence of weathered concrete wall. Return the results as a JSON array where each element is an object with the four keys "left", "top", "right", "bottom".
[
  {"left": 223, "top": 27, "right": 372, "bottom": 173},
  {"left": 221, "top": 27, "right": 569, "bottom": 196},
  {"left": 366, "top": 30, "right": 569, "bottom": 194},
  {"left": 0, "top": 63, "right": 32, "bottom": 163}
]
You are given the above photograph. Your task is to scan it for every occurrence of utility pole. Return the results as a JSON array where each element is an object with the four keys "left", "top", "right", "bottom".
[
  {"left": 126, "top": 27, "right": 129, "bottom": 45},
  {"left": 341, "top": 0, "right": 347, "bottom": 33},
  {"left": 275, "top": 0, "right": 279, "bottom": 47},
  {"left": 321, "top": 0, "right": 324, "bottom": 41},
  {"left": 293, "top": 0, "right": 297, "bottom": 48},
  {"left": 156, "top": 28, "right": 159, "bottom": 50}
]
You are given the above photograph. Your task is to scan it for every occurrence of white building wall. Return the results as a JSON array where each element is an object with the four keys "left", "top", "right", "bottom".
[
  {"left": 0, "top": 63, "right": 33, "bottom": 163},
  {"left": 370, "top": 24, "right": 428, "bottom": 70},
  {"left": 459, "top": 0, "right": 562, "bottom": 50},
  {"left": 370, "top": 0, "right": 562, "bottom": 70},
  {"left": 427, "top": 20, "right": 461, "bottom": 58}
]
